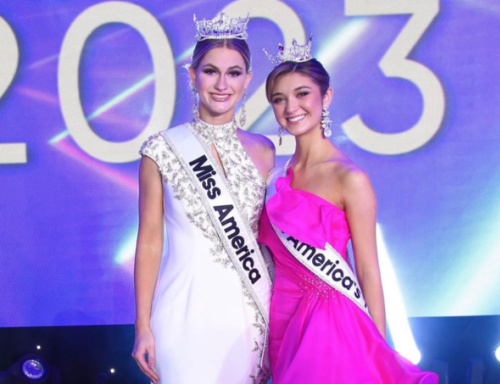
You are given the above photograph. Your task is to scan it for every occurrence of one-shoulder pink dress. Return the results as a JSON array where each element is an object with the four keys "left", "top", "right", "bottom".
[{"left": 258, "top": 168, "right": 438, "bottom": 384}]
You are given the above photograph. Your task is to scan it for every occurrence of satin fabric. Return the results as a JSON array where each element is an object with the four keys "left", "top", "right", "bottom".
[
  {"left": 140, "top": 123, "right": 269, "bottom": 384},
  {"left": 258, "top": 168, "right": 438, "bottom": 384}
]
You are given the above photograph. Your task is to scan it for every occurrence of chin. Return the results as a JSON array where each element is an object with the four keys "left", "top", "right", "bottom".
[{"left": 211, "top": 106, "right": 235, "bottom": 116}]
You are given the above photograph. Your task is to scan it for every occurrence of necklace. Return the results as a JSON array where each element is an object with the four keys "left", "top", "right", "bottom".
[{"left": 191, "top": 118, "right": 238, "bottom": 145}]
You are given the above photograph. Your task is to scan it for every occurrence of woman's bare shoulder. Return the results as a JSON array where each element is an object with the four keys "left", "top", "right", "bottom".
[
  {"left": 237, "top": 129, "right": 276, "bottom": 177},
  {"left": 336, "top": 161, "right": 376, "bottom": 208},
  {"left": 237, "top": 129, "right": 275, "bottom": 154},
  {"left": 315, "top": 152, "right": 374, "bottom": 208}
]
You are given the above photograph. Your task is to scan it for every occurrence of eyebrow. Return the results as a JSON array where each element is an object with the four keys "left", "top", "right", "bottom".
[
  {"left": 271, "top": 85, "right": 312, "bottom": 98},
  {"left": 201, "top": 64, "right": 244, "bottom": 71}
]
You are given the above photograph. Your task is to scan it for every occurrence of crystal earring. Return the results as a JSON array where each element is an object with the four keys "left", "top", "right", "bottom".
[
  {"left": 239, "top": 89, "right": 247, "bottom": 128},
  {"left": 278, "top": 125, "right": 284, "bottom": 146},
  {"left": 321, "top": 107, "right": 332, "bottom": 138},
  {"left": 191, "top": 83, "right": 200, "bottom": 122}
]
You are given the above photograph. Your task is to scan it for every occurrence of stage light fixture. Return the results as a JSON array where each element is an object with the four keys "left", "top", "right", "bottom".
[
  {"left": 4, "top": 354, "right": 61, "bottom": 384},
  {"left": 21, "top": 358, "right": 45, "bottom": 379},
  {"left": 495, "top": 345, "right": 500, "bottom": 362},
  {"left": 8, "top": 354, "right": 49, "bottom": 383}
]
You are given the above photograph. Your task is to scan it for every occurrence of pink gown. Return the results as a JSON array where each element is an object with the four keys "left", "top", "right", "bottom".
[{"left": 258, "top": 168, "right": 438, "bottom": 384}]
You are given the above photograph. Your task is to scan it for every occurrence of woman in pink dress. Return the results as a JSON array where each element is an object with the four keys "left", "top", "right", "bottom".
[{"left": 258, "top": 40, "right": 438, "bottom": 384}]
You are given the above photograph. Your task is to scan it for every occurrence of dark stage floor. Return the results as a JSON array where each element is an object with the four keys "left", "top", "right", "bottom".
[{"left": 1, "top": 316, "right": 499, "bottom": 383}]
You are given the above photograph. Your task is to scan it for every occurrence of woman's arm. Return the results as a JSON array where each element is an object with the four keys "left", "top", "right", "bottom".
[
  {"left": 131, "top": 156, "right": 164, "bottom": 384},
  {"left": 344, "top": 169, "right": 386, "bottom": 338}
]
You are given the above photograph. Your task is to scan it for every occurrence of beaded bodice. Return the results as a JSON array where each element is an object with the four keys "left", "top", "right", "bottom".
[
  {"left": 190, "top": 119, "right": 266, "bottom": 236},
  {"left": 140, "top": 119, "right": 266, "bottom": 254}
]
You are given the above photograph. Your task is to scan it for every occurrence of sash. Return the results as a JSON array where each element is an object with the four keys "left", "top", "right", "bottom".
[
  {"left": 161, "top": 124, "right": 271, "bottom": 326},
  {"left": 267, "top": 165, "right": 370, "bottom": 316}
]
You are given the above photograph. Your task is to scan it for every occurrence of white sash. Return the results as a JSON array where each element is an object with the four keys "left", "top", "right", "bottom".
[
  {"left": 161, "top": 124, "right": 271, "bottom": 325},
  {"left": 267, "top": 166, "right": 370, "bottom": 316}
]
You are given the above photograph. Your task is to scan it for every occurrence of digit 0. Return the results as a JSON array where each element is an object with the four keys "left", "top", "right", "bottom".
[{"left": 58, "top": 1, "right": 175, "bottom": 163}]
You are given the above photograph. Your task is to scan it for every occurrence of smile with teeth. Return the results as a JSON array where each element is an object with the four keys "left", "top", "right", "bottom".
[
  {"left": 211, "top": 93, "right": 231, "bottom": 102},
  {"left": 287, "top": 114, "right": 306, "bottom": 123}
]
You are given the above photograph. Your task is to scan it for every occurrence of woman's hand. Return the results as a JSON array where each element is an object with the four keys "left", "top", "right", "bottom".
[{"left": 132, "top": 327, "right": 160, "bottom": 383}]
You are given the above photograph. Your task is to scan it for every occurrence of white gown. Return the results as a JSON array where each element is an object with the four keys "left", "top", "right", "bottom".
[{"left": 140, "top": 120, "right": 270, "bottom": 384}]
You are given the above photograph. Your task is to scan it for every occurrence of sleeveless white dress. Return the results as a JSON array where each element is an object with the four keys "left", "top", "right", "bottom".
[{"left": 140, "top": 119, "right": 270, "bottom": 384}]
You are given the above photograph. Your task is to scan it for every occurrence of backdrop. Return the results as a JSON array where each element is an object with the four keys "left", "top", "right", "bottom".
[{"left": 1, "top": 0, "right": 499, "bottom": 327}]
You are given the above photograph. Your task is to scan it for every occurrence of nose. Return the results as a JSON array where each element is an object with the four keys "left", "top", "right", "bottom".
[
  {"left": 285, "top": 97, "right": 298, "bottom": 115},
  {"left": 214, "top": 74, "right": 228, "bottom": 91}
]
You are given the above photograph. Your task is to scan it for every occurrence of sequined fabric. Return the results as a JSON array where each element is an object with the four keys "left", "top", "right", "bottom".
[
  {"left": 192, "top": 119, "right": 266, "bottom": 237},
  {"left": 140, "top": 119, "right": 265, "bottom": 243}
]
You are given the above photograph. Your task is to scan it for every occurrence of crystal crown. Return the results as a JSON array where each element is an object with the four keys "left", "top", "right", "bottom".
[
  {"left": 264, "top": 34, "right": 313, "bottom": 67},
  {"left": 194, "top": 12, "right": 249, "bottom": 41}
]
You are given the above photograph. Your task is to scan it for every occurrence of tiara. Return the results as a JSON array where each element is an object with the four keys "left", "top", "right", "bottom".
[
  {"left": 264, "top": 34, "right": 313, "bottom": 67},
  {"left": 194, "top": 12, "right": 249, "bottom": 41}
]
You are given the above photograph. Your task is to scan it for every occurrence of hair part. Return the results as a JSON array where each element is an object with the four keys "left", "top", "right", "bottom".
[
  {"left": 265, "top": 59, "right": 330, "bottom": 101},
  {"left": 191, "top": 38, "right": 252, "bottom": 72}
]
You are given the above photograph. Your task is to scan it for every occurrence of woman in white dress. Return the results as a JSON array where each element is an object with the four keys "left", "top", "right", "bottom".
[{"left": 131, "top": 12, "right": 275, "bottom": 384}]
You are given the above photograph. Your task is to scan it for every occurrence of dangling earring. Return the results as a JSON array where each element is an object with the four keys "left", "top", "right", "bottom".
[
  {"left": 191, "top": 83, "right": 200, "bottom": 122},
  {"left": 321, "top": 107, "right": 332, "bottom": 138},
  {"left": 239, "top": 89, "right": 247, "bottom": 128},
  {"left": 278, "top": 125, "right": 284, "bottom": 146}
]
